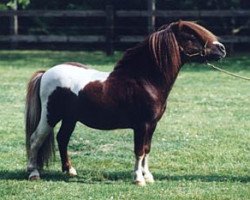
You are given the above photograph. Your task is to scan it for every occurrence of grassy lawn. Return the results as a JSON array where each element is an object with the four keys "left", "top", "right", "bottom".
[{"left": 0, "top": 50, "right": 249, "bottom": 199}]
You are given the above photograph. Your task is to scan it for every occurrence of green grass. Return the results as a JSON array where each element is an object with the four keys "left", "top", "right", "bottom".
[{"left": 0, "top": 50, "right": 249, "bottom": 199}]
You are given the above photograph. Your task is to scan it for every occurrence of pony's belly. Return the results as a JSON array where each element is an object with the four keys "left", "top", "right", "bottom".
[
  {"left": 77, "top": 107, "right": 132, "bottom": 130},
  {"left": 79, "top": 119, "right": 130, "bottom": 130}
]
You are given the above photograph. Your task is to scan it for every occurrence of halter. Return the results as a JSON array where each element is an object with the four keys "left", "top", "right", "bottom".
[
  {"left": 180, "top": 41, "right": 208, "bottom": 59},
  {"left": 180, "top": 41, "right": 250, "bottom": 81}
]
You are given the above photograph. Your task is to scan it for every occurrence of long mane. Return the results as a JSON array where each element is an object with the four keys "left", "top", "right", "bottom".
[
  {"left": 114, "top": 23, "right": 181, "bottom": 83},
  {"left": 148, "top": 24, "right": 181, "bottom": 76}
]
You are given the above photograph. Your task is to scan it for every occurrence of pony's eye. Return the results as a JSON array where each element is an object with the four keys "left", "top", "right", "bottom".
[
  {"left": 183, "top": 33, "right": 196, "bottom": 41},
  {"left": 189, "top": 34, "right": 196, "bottom": 40}
]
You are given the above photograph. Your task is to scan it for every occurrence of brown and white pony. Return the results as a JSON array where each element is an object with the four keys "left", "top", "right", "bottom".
[{"left": 25, "top": 21, "right": 226, "bottom": 185}]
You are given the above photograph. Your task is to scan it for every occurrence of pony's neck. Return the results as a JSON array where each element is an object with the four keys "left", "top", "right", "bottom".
[
  {"left": 114, "top": 40, "right": 153, "bottom": 73},
  {"left": 113, "top": 37, "right": 183, "bottom": 96}
]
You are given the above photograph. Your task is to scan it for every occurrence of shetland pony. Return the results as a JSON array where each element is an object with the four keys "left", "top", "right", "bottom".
[{"left": 25, "top": 21, "right": 226, "bottom": 185}]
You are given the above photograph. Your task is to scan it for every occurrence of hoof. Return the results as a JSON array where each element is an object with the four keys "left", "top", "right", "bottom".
[
  {"left": 68, "top": 167, "right": 77, "bottom": 176},
  {"left": 144, "top": 174, "right": 155, "bottom": 184},
  {"left": 134, "top": 180, "right": 146, "bottom": 186},
  {"left": 144, "top": 177, "right": 154, "bottom": 184},
  {"left": 133, "top": 171, "right": 146, "bottom": 186},
  {"left": 64, "top": 167, "right": 77, "bottom": 177},
  {"left": 29, "top": 175, "right": 41, "bottom": 181},
  {"left": 28, "top": 169, "right": 40, "bottom": 181}
]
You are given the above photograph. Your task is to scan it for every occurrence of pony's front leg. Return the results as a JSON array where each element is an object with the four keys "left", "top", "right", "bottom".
[
  {"left": 133, "top": 125, "right": 146, "bottom": 186},
  {"left": 142, "top": 154, "right": 154, "bottom": 183},
  {"left": 134, "top": 155, "right": 155, "bottom": 185},
  {"left": 142, "top": 122, "right": 156, "bottom": 183},
  {"left": 134, "top": 155, "right": 146, "bottom": 186},
  {"left": 133, "top": 123, "right": 156, "bottom": 185}
]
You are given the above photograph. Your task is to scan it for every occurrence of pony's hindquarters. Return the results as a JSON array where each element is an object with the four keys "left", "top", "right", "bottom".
[{"left": 25, "top": 71, "right": 55, "bottom": 176}]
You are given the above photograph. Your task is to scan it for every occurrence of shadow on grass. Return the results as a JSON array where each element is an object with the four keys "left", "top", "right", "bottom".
[
  {"left": 42, "top": 170, "right": 133, "bottom": 184},
  {"left": 155, "top": 174, "right": 250, "bottom": 183},
  {"left": 0, "top": 169, "right": 249, "bottom": 184}
]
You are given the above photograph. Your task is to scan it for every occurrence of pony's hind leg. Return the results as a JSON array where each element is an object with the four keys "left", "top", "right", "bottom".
[
  {"left": 57, "top": 120, "right": 77, "bottom": 176},
  {"left": 27, "top": 116, "right": 53, "bottom": 180}
]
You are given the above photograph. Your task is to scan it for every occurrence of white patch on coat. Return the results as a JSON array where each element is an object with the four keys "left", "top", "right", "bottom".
[
  {"left": 28, "top": 63, "right": 109, "bottom": 179},
  {"left": 40, "top": 64, "right": 110, "bottom": 100}
]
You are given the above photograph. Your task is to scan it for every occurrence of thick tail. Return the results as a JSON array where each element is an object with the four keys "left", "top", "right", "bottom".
[{"left": 25, "top": 70, "right": 55, "bottom": 169}]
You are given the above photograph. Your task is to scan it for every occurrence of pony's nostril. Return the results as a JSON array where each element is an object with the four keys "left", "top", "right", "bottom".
[
  {"left": 213, "top": 41, "right": 226, "bottom": 53},
  {"left": 218, "top": 43, "right": 226, "bottom": 52},
  {"left": 213, "top": 41, "right": 226, "bottom": 58}
]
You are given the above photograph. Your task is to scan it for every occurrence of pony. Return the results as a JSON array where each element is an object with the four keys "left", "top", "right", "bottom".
[{"left": 25, "top": 21, "right": 226, "bottom": 186}]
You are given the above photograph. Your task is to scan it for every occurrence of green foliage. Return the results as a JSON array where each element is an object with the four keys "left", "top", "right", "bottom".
[
  {"left": 26, "top": 0, "right": 243, "bottom": 10},
  {"left": 6, "top": 0, "right": 30, "bottom": 9},
  {"left": 1, "top": 0, "right": 245, "bottom": 11},
  {"left": 0, "top": 4, "right": 7, "bottom": 10},
  {"left": 157, "top": 0, "right": 241, "bottom": 10},
  {"left": 0, "top": 50, "right": 249, "bottom": 199}
]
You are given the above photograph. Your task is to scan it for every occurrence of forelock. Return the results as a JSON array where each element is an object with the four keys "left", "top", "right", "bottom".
[{"left": 180, "top": 21, "right": 218, "bottom": 43}]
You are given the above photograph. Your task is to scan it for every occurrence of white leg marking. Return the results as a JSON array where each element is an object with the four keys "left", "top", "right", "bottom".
[
  {"left": 28, "top": 169, "right": 40, "bottom": 180},
  {"left": 134, "top": 155, "right": 146, "bottom": 186},
  {"left": 142, "top": 154, "right": 154, "bottom": 183},
  {"left": 65, "top": 166, "right": 77, "bottom": 177},
  {"left": 27, "top": 105, "right": 53, "bottom": 178}
]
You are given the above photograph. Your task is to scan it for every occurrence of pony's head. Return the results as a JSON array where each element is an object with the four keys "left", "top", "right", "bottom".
[
  {"left": 172, "top": 21, "right": 226, "bottom": 62},
  {"left": 149, "top": 21, "right": 226, "bottom": 72}
]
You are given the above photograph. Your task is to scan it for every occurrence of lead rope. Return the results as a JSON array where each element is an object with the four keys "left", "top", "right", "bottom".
[{"left": 207, "top": 62, "right": 250, "bottom": 81}]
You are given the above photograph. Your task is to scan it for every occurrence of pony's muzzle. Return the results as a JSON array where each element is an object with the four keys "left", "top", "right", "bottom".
[{"left": 213, "top": 41, "right": 226, "bottom": 58}]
